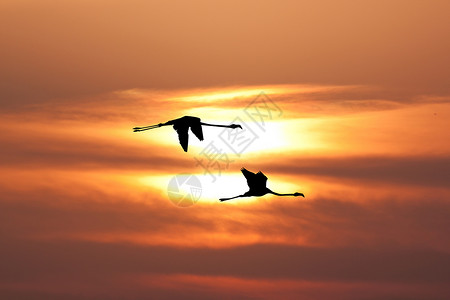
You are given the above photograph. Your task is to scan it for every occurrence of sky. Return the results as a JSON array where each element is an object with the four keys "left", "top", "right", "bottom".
[{"left": 1, "top": 0, "right": 450, "bottom": 299}]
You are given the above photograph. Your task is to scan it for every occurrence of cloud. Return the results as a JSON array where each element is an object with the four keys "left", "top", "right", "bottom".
[
  {"left": 260, "top": 155, "right": 450, "bottom": 188},
  {"left": 1, "top": 238, "right": 449, "bottom": 291},
  {"left": 1, "top": 144, "right": 449, "bottom": 299},
  {"left": 0, "top": 131, "right": 193, "bottom": 172},
  {"left": 2, "top": 273, "right": 449, "bottom": 300},
  {"left": 1, "top": 168, "right": 449, "bottom": 251},
  {"left": 2, "top": 191, "right": 450, "bottom": 298},
  {"left": 2, "top": 0, "right": 450, "bottom": 108}
]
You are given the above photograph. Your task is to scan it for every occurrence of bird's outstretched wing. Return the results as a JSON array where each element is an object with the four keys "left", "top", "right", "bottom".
[
  {"left": 241, "top": 168, "right": 255, "bottom": 179},
  {"left": 240, "top": 168, "right": 258, "bottom": 188},
  {"left": 255, "top": 171, "right": 268, "bottom": 187},
  {"left": 175, "top": 126, "right": 189, "bottom": 152},
  {"left": 190, "top": 122, "right": 204, "bottom": 141}
]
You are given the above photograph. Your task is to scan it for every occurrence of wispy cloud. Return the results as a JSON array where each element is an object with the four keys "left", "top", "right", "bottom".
[{"left": 1, "top": 84, "right": 450, "bottom": 299}]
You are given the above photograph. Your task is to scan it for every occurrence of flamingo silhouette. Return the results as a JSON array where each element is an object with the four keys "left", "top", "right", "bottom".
[
  {"left": 219, "top": 168, "right": 304, "bottom": 201},
  {"left": 133, "top": 116, "right": 242, "bottom": 152}
]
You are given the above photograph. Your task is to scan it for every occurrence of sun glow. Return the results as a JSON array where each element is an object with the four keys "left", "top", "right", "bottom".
[
  {"left": 138, "top": 173, "right": 251, "bottom": 204},
  {"left": 167, "top": 84, "right": 334, "bottom": 103},
  {"left": 137, "top": 171, "right": 310, "bottom": 206}
]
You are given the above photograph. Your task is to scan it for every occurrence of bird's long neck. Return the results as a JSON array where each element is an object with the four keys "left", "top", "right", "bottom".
[
  {"left": 268, "top": 190, "right": 297, "bottom": 197},
  {"left": 200, "top": 122, "right": 236, "bottom": 128}
]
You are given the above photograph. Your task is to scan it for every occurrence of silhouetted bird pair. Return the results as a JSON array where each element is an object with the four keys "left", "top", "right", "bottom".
[{"left": 134, "top": 116, "right": 304, "bottom": 201}]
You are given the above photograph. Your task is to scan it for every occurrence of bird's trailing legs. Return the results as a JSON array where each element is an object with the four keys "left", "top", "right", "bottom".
[
  {"left": 219, "top": 195, "right": 245, "bottom": 202},
  {"left": 133, "top": 123, "right": 165, "bottom": 132}
]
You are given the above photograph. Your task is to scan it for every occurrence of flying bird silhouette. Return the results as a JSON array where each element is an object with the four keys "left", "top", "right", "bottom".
[
  {"left": 219, "top": 168, "right": 305, "bottom": 201},
  {"left": 133, "top": 116, "right": 242, "bottom": 152}
]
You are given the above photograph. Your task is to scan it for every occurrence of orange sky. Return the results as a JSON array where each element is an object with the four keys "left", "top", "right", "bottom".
[{"left": 1, "top": 1, "right": 450, "bottom": 299}]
